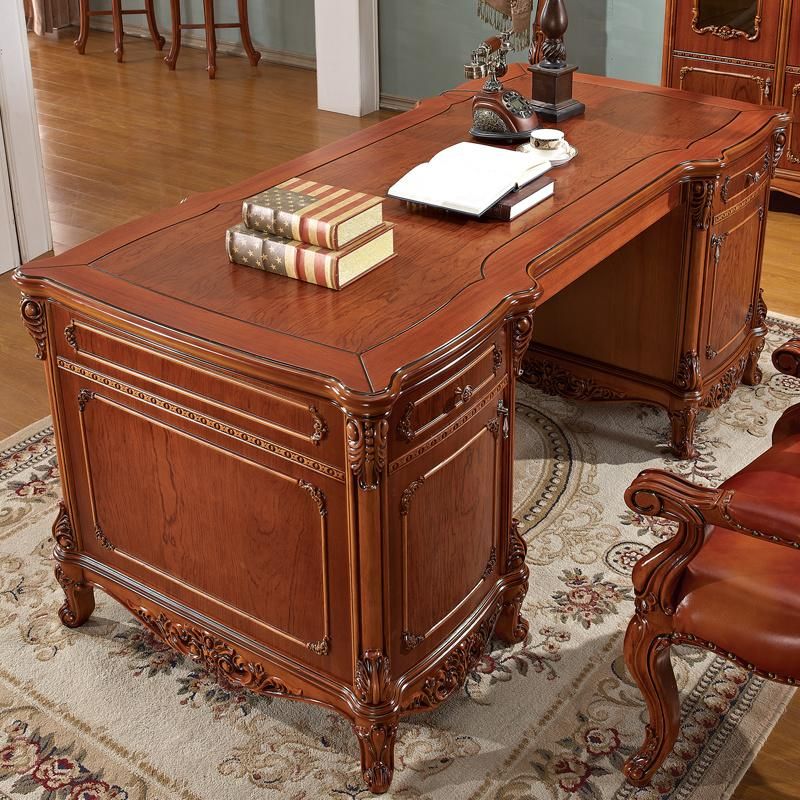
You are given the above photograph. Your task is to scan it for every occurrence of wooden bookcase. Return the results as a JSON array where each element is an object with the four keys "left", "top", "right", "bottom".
[{"left": 662, "top": 0, "right": 800, "bottom": 199}]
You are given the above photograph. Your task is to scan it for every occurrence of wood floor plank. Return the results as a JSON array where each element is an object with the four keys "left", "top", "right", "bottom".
[{"left": 0, "top": 27, "right": 798, "bottom": 793}]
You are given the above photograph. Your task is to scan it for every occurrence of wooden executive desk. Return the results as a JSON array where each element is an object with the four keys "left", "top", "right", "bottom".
[{"left": 16, "top": 66, "right": 788, "bottom": 793}]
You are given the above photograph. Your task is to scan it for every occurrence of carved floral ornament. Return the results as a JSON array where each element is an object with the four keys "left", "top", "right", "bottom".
[{"left": 691, "top": 0, "right": 762, "bottom": 42}]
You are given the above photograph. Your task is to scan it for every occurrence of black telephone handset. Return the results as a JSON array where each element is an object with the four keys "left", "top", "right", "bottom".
[{"left": 465, "top": 31, "right": 538, "bottom": 141}]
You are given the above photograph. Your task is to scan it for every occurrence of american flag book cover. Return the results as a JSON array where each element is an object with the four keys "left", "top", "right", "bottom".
[
  {"left": 241, "top": 179, "right": 384, "bottom": 250},
  {"left": 225, "top": 222, "right": 395, "bottom": 290}
]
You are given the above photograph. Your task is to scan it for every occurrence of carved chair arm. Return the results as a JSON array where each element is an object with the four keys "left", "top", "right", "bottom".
[
  {"left": 624, "top": 470, "right": 724, "bottom": 616},
  {"left": 773, "top": 338, "right": 800, "bottom": 378}
]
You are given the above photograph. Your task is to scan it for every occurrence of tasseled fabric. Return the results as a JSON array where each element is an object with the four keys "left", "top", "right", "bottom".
[{"left": 476, "top": 0, "right": 533, "bottom": 50}]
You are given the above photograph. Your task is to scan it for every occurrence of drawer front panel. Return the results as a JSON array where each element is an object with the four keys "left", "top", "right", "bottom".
[
  {"left": 703, "top": 187, "right": 767, "bottom": 365},
  {"left": 57, "top": 368, "right": 352, "bottom": 677},
  {"left": 392, "top": 328, "right": 505, "bottom": 453},
  {"left": 50, "top": 304, "right": 343, "bottom": 468},
  {"left": 671, "top": 57, "right": 774, "bottom": 105},
  {"left": 717, "top": 145, "right": 773, "bottom": 208}
]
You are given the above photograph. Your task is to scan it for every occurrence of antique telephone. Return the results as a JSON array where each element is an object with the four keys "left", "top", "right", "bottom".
[{"left": 465, "top": 31, "right": 538, "bottom": 140}]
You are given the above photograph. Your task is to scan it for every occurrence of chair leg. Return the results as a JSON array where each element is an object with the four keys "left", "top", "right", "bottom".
[
  {"left": 202, "top": 0, "right": 217, "bottom": 79},
  {"left": 623, "top": 617, "right": 681, "bottom": 787},
  {"left": 237, "top": 0, "right": 261, "bottom": 67},
  {"left": 165, "top": 0, "right": 181, "bottom": 69},
  {"left": 111, "top": 0, "right": 124, "bottom": 62},
  {"left": 145, "top": 0, "right": 166, "bottom": 51},
  {"left": 74, "top": 0, "right": 90, "bottom": 54}
]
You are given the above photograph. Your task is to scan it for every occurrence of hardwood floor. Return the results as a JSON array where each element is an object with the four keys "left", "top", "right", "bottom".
[{"left": 1, "top": 29, "right": 799, "bottom": 797}]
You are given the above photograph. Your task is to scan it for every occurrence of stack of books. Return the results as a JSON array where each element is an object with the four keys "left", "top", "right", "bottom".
[{"left": 226, "top": 179, "right": 395, "bottom": 290}]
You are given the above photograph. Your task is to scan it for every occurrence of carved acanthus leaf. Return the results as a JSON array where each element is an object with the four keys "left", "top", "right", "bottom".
[
  {"left": 95, "top": 526, "right": 115, "bottom": 551},
  {"left": 482, "top": 545, "right": 497, "bottom": 579},
  {"left": 20, "top": 297, "right": 47, "bottom": 360},
  {"left": 701, "top": 355, "right": 749, "bottom": 409},
  {"left": 689, "top": 179, "right": 716, "bottom": 230},
  {"left": 506, "top": 518, "right": 527, "bottom": 572},
  {"left": 511, "top": 312, "right": 535, "bottom": 376},
  {"left": 675, "top": 351, "right": 702, "bottom": 392},
  {"left": 308, "top": 405, "right": 328, "bottom": 445},
  {"left": 772, "top": 129, "right": 787, "bottom": 175},
  {"left": 397, "top": 402, "right": 416, "bottom": 442},
  {"left": 52, "top": 501, "right": 76, "bottom": 552},
  {"left": 399, "top": 476, "right": 425, "bottom": 516},
  {"left": 64, "top": 324, "right": 79, "bottom": 350},
  {"left": 126, "top": 602, "right": 302, "bottom": 697},
  {"left": 347, "top": 417, "right": 389, "bottom": 491},
  {"left": 354, "top": 649, "right": 392, "bottom": 705}
]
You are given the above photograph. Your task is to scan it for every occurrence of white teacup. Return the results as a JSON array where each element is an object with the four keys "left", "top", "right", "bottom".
[{"left": 531, "top": 129, "right": 565, "bottom": 151}]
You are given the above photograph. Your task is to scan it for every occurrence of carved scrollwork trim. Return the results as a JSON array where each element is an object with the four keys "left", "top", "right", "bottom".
[
  {"left": 402, "top": 599, "right": 504, "bottom": 711},
  {"left": 77, "top": 389, "right": 95, "bottom": 412},
  {"left": 482, "top": 545, "right": 497, "bottom": 579},
  {"left": 720, "top": 176, "right": 732, "bottom": 203},
  {"left": 675, "top": 351, "right": 702, "bottom": 392},
  {"left": 354, "top": 649, "right": 392, "bottom": 706},
  {"left": 126, "top": 601, "right": 303, "bottom": 697},
  {"left": 52, "top": 501, "right": 76, "bottom": 552},
  {"left": 307, "top": 636, "right": 331, "bottom": 656},
  {"left": 308, "top": 406, "right": 328, "bottom": 445},
  {"left": 492, "top": 347, "right": 503, "bottom": 374},
  {"left": 511, "top": 312, "right": 535, "bottom": 376},
  {"left": 402, "top": 631, "right": 425, "bottom": 652},
  {"left": 399, "top": 476, "right": 425, "bottom": 516},
  {"left": 701, "top": 355, "right": 749, "bottom": 409},
  {"left": 689, "top": 178, "right": 716, "bottom": 230},
  {"left": 521, "top": 357, "right": 625, "bottom": 401},
  {"left": 64, "top": 324, "right": 79, "bottom": 350},
  {"left": 705, "top": 345, "right": 718, "bottom": 360},
  {"left": 20, "top": 297, "right": 47, "bottom": 360},
  {"left": 298, "top": 479, "right": 327, "bottom": 516},
  {"left": 95, "top": 526, "right": 115, "bottom": 551},
  {"left": 691, "top": 0, "right": 762, "bottom": 42},
  {"left": 347, "top": 417, "right": 389, "bottom": 491},
  {"left": 754, "top": 288, "right": 768, "bottom": 329},
  {"left": 486, "top": 416, "right": 501, "bottom": 438},
  {"left": 397, "top": 402, "right": 416, "bottom": 442}
]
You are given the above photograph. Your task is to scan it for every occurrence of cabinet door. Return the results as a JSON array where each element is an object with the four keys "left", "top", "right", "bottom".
[
  {"left": 671, "top": 0, "right": 782, "bottom": 65},
  {"left": 702, "top": 192, "right": 767, "bottom": 366},
  {"left": 387, "top": 382, "right": 508, "bottom": 671},
  {"left": 780, "top": 75, "right": 800, "bottom": 175}
]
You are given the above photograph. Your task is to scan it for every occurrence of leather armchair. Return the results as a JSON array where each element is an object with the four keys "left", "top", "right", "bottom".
[{"left": 622, "top": 338, "right": 800, "bottom": 786}]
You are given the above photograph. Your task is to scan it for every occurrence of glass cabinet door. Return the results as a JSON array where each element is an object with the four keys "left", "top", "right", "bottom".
[{"left": 694, "top": 0, "right": 760, "bottom": 39}]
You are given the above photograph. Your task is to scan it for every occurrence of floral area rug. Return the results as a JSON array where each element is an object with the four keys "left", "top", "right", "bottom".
[{"left": 0, "top": 316, "right": 798, "bottom": 800}]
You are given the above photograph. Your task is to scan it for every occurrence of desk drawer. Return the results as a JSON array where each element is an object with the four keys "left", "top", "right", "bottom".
[
  {"left": 392, "top": 328, "right": 506, "bottom": 452},
  {"left": 50, "top": 303, "right": 344, "bottom": 469},
  {"left": 718, "top": 146, "right": 773, "bottom": 209}
]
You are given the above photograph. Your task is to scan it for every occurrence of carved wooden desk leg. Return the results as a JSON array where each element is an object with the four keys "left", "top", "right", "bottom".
[
  {"left": 495, "top": 521, "right": 530, "bottom": 644},
  {"left": 353, "top": 715, "right": 399, "bottom": 795},
  {"left": 668, "top": 404, "right": 700, "bottom": 461},
  {"left": 52, "top": 504, "right": 95, "bottom": 628},
  {"left": 742, "top": 290, "right": 768, "bottom": 386}
]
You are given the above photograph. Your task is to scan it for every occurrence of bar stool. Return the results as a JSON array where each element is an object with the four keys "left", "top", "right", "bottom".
[
  {"left": 74, "top": 0, "right": 165, "bottom": 63},
  {"left": 165, "top": 0, "right": 261, "bottom": 79}
]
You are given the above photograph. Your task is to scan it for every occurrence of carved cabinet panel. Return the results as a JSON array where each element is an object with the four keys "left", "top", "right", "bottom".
[
  {"left": 54, "top": 332, "right": 351, "bottom": 678},
  {"left": 702, "top": 187, "right": 767, "bottom": 366},
  {"left": 672, "top": 58, "right": 773, "bottom": 105},
  {"left": 387, "top": 376, "right": 508, "bottom": 670}
]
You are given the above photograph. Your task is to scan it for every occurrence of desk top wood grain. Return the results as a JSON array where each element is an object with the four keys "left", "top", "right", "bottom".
[{"left": 19, "top": 65, "right": 788, "bottom": 398}]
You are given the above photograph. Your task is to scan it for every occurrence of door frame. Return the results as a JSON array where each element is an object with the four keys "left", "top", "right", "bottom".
[{"left": 0, "top": 2, "right": 52, "bottom": 272}]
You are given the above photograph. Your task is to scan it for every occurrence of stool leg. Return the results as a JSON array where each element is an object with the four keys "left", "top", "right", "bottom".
[
  {"left": 74, "top": 0, "right": 90, "bottom": 54},
  {"left": 237, "top": 0, "right": 261, "bottom": 67},
  {"left": 165, "top": 0, "right": 181, "bottom": 70},
  {"left": 111, "top": 0, "right": 124, "bottom": 62},
  {"left": 202, "top": 0, "right": 217, "bottom": 79},
  {"left": 145, "top": 0, "right": 166, "bottom": 51}
]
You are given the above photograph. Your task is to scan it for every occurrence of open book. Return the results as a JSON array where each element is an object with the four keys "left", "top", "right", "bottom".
[{"left": 388, "top": 142, "right": 552, "bottom": 217}]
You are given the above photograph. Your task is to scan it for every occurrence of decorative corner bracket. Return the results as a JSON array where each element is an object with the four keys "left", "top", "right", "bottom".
[{"left": 20, "top": 297, "right": 47, "bottom": 360}]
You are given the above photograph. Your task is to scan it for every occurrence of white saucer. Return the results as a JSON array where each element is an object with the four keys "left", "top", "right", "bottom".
[{"left": 516, "top": 142, "right": 578, "bottom": 166}]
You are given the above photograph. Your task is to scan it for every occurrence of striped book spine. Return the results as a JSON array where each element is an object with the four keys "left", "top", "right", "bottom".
[{"left": 241, "top": 179, "right": 383, "bottom": 250}]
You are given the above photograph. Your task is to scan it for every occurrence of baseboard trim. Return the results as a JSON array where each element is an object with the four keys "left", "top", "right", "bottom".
[
  {"left": 89, "top": 20, "right": 317, "bottom": 70},
  {"left": 86, "top": 22, "right": 418, "bottom": 112},
  {"left": 379, "top": 94, "right": 418, "bottom": 112}
]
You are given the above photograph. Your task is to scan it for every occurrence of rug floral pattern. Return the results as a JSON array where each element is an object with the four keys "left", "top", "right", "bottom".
[{"left": 0, "top": 317, "right": 798, "bottom": 800}]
